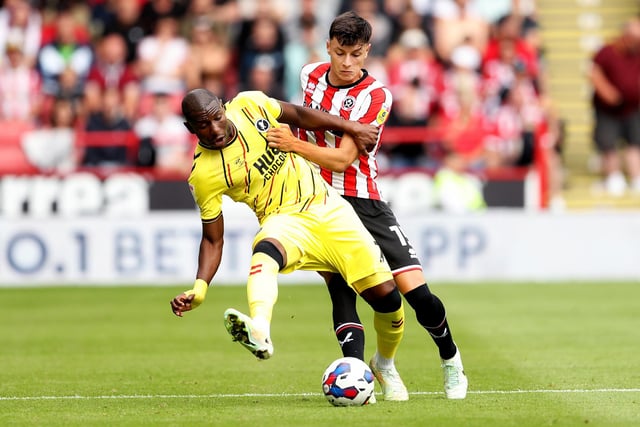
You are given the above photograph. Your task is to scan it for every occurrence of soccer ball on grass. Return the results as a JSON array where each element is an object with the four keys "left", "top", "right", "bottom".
[{"left": 321, "top": 357, "right": 375, "bottom": 406}]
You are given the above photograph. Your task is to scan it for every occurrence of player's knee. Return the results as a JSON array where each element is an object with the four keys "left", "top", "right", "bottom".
[
  {"left": 404, "top": 283, "right": 436, "bottom": 308},
  {"left": 363, "top": 283, "right": 402, "bottom": 313},
  {"left": 253, "top": 240, "right": 285, "bottom": 269},
  {"left": 404, "top": 284, "right": 446, "bottom": 326}
]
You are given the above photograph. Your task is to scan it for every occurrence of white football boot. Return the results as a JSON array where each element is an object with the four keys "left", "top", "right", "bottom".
[
  {"left": 441, "top": 348, "right": 468, "bottom": 399},
  {"left": 369, "top": 353, "right": 409, "bottom": 401},
  {"left": 223, "top": 308, "right": 273, "bottom": 360}
]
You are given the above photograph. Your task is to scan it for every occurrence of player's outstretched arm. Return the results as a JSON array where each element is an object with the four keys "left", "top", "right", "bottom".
[
  {"left": 277, "top": 101, "right": 378, "bottom": 153},
  {"left": 267, "top": 125, "right": 359, "bottom": 172},
  {"left": 171, "top": 216, "right": 224, "bottom": 317}
]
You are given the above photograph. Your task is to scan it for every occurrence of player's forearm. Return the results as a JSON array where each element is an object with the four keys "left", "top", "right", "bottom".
[
  {"left": 196, "top": 238, "right": 223, "bottom": 283},
  {"left": 291, "top": 139, "right": 354, "bottom": 172},
  {"left": 280, "top": 102, "right": 350, "bottom": 132}
]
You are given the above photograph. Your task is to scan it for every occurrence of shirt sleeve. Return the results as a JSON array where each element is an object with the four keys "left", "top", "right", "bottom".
[
  {"left": 358, "top": 87, "right": 393, "bottom": 128},
  {"left": 237, "top": 91, "right": 283, "bottom": 120}
]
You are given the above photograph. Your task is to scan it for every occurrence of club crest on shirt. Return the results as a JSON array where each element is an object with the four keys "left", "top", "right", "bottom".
[
  {"left": 376, "top": 105, "right": 390, "bottom": 125},
  {"left": 255, "top": 118, "right": 270, "bottom": 132},
  {"left": 342, "top": 96, "right": 356, "bottom": 111}
]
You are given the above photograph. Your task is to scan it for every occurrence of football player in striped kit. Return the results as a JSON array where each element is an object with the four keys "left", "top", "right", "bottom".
[{"left": 267, "top": 11, "right": 468, "bottom": 400}]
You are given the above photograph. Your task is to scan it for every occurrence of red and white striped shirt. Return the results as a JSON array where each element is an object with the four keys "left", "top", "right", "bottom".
[{"left": 299, "top": 62, "right": 392, "bottom": 200}]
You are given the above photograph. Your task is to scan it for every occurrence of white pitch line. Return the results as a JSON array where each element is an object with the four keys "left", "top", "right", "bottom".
[{"left": 1, "top": 389, "right": 639, "bottom": 401}]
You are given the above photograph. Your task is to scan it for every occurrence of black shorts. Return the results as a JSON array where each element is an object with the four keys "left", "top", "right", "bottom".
[
  {"left": 593, "top": 108, "right": 640, "bottom": 153},
  {"left": 343, "top": 196, "right": 422, "bottom": 274}
]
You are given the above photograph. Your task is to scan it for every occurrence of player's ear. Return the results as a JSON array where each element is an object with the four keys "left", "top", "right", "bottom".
[
  {"left": 184, "top": 121, "right": 195, "bottom": 134},
  {"left": 326, "top": 39, "right": 331, "bottom": 55}
]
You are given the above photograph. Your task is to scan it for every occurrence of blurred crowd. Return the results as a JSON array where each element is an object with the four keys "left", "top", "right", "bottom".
[{"left": 0, "top": 0, "right": 563, "bottom": 198}]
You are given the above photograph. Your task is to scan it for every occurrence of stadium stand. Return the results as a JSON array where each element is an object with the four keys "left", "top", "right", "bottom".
[{"left": 2, "top": 0, "right": 637, "bottom": 211}]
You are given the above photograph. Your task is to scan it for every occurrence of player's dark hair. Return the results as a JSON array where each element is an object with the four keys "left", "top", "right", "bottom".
[
  {"left": 329, "top": 11, "right": 372, "bottom": 46},
  {"left": 182, "top": 88, "right": 220, "bottom": 119}
]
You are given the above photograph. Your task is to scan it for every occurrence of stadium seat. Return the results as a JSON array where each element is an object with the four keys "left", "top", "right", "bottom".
[
  {"left": 0, "top": 121, "right": 38, "bottom": 174},
  {"left": 387, "top": 172, "right": 436, "bottom": 214}
]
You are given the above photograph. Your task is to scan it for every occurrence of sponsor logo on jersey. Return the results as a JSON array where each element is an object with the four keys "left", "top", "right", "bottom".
[
  {"left": 304, "top": 82, "right": 316, "bottom": 95},
  {"left": 253, "top": 146, "right": 287, "bottom": 180},
  {"left": 304, "top": 101, "right": 330, "bottom": 114},
  {"left": 376, "top": 105, "right": 390, "bottom": 125}
]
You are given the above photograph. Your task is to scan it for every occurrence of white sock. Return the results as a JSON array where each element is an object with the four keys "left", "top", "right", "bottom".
[
  {"left": 373, "top": 351, "right": 394, "bottom": 369},
  {"left": 251, "top": 315, "right": 271, "bottom": 338}
]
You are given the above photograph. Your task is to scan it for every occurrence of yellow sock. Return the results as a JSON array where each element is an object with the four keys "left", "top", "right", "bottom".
[
  {"left": 246, "top": 252, "right": 280, "bottom": 325},
  {"left": 373, "top": 302, "right": 405, "bottom": 360}
]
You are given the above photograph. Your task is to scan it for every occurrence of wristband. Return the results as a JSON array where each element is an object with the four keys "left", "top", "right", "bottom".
[{"left": 184, "top": 279, "right": 209, "bottom": 308}]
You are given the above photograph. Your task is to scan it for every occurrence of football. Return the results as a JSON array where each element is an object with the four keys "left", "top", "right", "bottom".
[{"left": 321, "top": 357, "right": 376, "bottom": 406}]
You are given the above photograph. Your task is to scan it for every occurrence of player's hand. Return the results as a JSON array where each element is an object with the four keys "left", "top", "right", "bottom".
[
  {"left": 170, "top": 279, "right": 208, "bottom": 317},
  {"left": 170, "top": 292, "right": 195, "bottom": 317},
  {"left": 349, "top": 122, "right": 379, "bottom": 154},
  {"left": 267, "top": 124, "right": 299, "bottom": 152}
]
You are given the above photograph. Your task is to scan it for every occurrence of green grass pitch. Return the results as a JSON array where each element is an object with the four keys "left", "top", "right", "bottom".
[{"left": 1, "top": 282, "right": 639, "bottom": 426}]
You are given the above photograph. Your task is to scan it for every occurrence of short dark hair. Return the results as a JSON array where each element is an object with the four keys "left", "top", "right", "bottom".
[
  {"left": 181, "top": 88, "right": 220, "bottom": 119},
  {"left": 329, "top": 11, "right": 372, "bottom": 46}
]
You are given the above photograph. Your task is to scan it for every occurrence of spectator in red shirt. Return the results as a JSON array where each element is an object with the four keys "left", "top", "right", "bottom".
[
  {"left": 589, "top": 17, "right": 640, "bottom": 195},
  {"left": 384, "top": 28, "right": 444, "bottom": 168},
  {"left": 85, "top": 33, "right": 140, "bottom": 121},
  {"left": 436, "top": 43, "right": 488, "bottom": 168},
  {"left": 483, "top": 14, "right": 539, "bottom": 83}
]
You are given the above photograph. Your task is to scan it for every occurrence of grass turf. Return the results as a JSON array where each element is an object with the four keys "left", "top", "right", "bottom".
[{"left": 1, "top": 282, "right": 639, "bottom": 426}]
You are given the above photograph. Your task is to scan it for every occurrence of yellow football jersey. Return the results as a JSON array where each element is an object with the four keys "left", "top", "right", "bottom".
[{"left": 188, "top": 91, "right": 331, "bottom": 223}]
